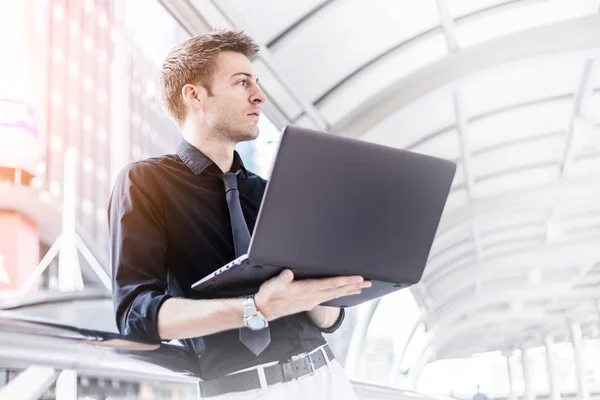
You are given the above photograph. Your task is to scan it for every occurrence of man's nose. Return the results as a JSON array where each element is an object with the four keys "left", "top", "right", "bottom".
[{"left": 251, "top": 85, "right": 266, "bottom": 104}]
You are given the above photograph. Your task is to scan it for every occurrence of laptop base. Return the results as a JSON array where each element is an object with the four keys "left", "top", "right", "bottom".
[{"left": 192, "top": 257, "right": 410, "bottom": 307}]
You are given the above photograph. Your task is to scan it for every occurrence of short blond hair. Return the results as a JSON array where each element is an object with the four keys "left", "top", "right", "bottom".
[{"left": 160, "top": 29, "right": 260, "bottom": 125}]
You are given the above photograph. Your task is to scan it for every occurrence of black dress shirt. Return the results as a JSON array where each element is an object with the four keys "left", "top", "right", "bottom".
[{"left": 108, "top": 139, "right": 344, "bottom": 379}]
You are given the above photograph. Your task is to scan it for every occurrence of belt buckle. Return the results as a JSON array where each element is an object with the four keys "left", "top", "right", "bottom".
[
  {"left": 288, "top": 353, "right": 316, "bottom": 380},
  {"left": 299, "top": 357, "right": 315, "bottom": 380}
]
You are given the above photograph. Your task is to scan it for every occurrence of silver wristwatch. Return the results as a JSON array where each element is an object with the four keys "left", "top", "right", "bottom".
[{"left": 242, "top": 295, "right": 269, "bottom": 331}]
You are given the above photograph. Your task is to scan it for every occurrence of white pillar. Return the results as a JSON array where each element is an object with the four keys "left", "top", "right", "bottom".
[
  {"left": 545, "top": 335, "right": 561, "bottom": 400},
  {"left": 505, "top": 352, "right": 516, "bottom": 400},
  {"left": 389, "top": 320, "right": 421, "bottom": 387},
  {"left": 345, "top": 299, "right": 380, "bottom": 379},
  {"left": 0, "top": 366, "right": 58, "bottom": 400},
  {"left": 58, "top": 148, "right": 83, "bottom": 292},
  {"left": 522, "top": 347, "right": 535, "bottom": 400},
  {"left": 55, "top": 370, "right": 77, "bottom": 400},
  {"left": 410, "top": 344, "right": 436, "bottom": 391},
  {"left": 570, "top": 322, "right": 590, "bottom": 400}
]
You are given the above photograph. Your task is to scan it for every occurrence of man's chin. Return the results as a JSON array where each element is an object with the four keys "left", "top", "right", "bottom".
[{"left": 235, "top": 127, "right": 259, "bottom": 142}]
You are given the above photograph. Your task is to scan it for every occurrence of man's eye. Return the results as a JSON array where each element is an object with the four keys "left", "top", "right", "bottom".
[{"left": 237, "top": 80, "right": 247, "bottom": 86}]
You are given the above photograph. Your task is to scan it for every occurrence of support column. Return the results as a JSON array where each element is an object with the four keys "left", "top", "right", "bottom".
[
  {"left": 505, "top": 351, "right": 516, "bottom": 400},
  {"left": 545, "top": 335, "right": 561, "bottom": 400},
  {"left": 388, "top": 320, "right": 421, "bottom": 387},
  {"left": 344, "top": 299, "right": 380, "bottom": 379},
  {"left": 55, "top": 369, "right": 77, "bottom": 400},
  {"left": 409, "top": 344, "right": 436, "bottom": 391},
  {"left": 57, "top": 148, "right": 83, "bottom": 292},
  {"left": 522, "top": 347, "right": 535, "bottom": 400},
  {"left": 0, "top": 366, "right": 58, "bottom": 400},
  {"left": 570, "top": 322, "right": 590, "bottom": 400}
]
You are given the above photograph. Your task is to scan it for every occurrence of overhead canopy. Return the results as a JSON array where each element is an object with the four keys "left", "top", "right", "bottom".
[{"left": 161, "top": 0, "right": 600, "bottom": 363}]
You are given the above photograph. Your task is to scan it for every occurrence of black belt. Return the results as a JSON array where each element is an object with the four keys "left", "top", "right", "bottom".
[{"left": 199, "top": 345, "right": 335, "bottom": 397}]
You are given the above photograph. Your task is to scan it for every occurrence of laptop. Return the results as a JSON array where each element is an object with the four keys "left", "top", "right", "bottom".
[{"left": 191, "top": 125, "right": 456, "bottom": 307}]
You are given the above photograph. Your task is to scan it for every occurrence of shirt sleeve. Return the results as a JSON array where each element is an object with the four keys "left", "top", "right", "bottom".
[
  {"left": 318, "top": 308, "right": 345, "bottom": 334},
  {"left": 108, "top": 161, "right": 172, "bottom": 344}
]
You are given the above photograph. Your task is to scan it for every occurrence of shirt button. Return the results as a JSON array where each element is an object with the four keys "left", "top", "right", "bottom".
[{"left": 292, "top": 339, "right": 299, "bottom": 345}]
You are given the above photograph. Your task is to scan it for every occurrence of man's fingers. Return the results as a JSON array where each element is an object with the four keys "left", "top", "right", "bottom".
[
  {"left": 306, "top": 280, "right": 373, "bottom": 304},
  {"left": 322, "top": 281, "right": 371, "bottom": 293},
  {"left": 328, "top": 276, "right": 364, "bottom": 288},
  {"left": 319, "top": 288, "right": 362, "bottom": 302},
  {"left": 299, "top": 275, "right": 366, "bottom": 291},
  {"left": 298, "top": 279, "right": 372, "bottom": 296},
  {"left": 320, "top": 282, "right": 369, "bottom": 301}
]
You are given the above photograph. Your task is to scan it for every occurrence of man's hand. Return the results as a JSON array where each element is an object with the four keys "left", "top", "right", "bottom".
[{"left": 254, "top": 269, "right": 371, "bottom": 321}]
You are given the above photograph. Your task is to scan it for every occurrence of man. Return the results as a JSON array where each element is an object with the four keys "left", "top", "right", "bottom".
[{"left": 108, "top": 29, "right": 371, "bottom": 399}]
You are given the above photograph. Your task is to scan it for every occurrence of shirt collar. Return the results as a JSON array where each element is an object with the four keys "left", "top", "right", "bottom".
[{"left": 176, "top": 138, "right": 248, "bottom": 178}]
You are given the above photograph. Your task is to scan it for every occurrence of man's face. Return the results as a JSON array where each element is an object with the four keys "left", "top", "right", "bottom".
[{"left": 199, "top": 51, "right": 266, "bottom": 143}]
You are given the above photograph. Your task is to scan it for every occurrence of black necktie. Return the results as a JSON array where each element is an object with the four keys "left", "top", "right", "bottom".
[{"left": 221, "top": 170, "right": 271, "bottom": 356}]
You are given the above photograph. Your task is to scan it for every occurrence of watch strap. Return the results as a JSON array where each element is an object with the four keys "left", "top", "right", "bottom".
[{"left": 242, "top": 295, "right": 258, "bottom": 317}]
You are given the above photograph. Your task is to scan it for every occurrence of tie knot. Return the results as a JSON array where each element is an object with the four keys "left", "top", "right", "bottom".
[{"left": 221, "top": 171, "right": 238, "bottom": 192}]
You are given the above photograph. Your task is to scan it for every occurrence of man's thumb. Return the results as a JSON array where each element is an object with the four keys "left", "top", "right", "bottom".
[{"left": 280, "top": 269, "right": 293, "bottom": 282}]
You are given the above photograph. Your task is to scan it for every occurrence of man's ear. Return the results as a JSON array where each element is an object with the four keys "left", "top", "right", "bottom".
[{"left": 182, "top": 84, "right": 206, "bottom": 111}]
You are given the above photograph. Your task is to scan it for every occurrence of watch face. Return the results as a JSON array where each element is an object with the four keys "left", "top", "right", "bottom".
[{"left": 246, "top": 315, "right": 268, "bottom": 331}]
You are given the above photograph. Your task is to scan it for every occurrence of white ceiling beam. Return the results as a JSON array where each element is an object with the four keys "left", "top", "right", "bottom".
[
  {"left": 545, "top": 206, "right": 561, "bottom": 244},
  {"left": 426, "top": 240, "right": 600, "bottom": 292},
  {"left": 433, "top": 305, "right": 600, "bottom": 359},
  {"left": 435, "top": 283, "right": 599, "bottom": 331},
  {"left": 423, "top": 241, "right": 599, "bottom": 358},
  {"left": 437, "top": 178, "right": 600, "bottom": 234},
  {"left": 411, "top": 283, "right": 436, "bottom": 313},
  {"left": 436, "top": 0, "right": 459, "bottom": 53},
  {"left": 440, "top": 2, "right": 478, "bottom": 204},
  {"left": 470, "top": 221, "right": 484, "bottom": 260},
  {"left": 439, "top": 284, "right": 600, "bottom": 323},
  {"left": 157, "top": 0, "right": 212, "bottom": 34},
  {"left": 430, "top": 267, "right": 586, "bottom": 310},
  {"left": 434, "top": 310, "right": 547, "bottom": 350},
  {"left": 409, "top": 284, "right": 438, "bottom": 334},
  {"left": 441, "top": 0, "right": 480, "bottom": 265},
  {"left": 453, "top": 92, "right": 476, "bottom": 196},
  {"left": 331, "top": 15, "right": 600, "bottom": 139},
  {"left": 547, "top": 261, "right": 596, "bottom": 307},
  {"left": 471, "top": 220, "right": 484, "bottom": 298},
  {"left": 561, "top": 58, "right": 598, "bottom": 175},
  {"left": 434, "top": 301, "right": 600, "bottom": 358}
]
